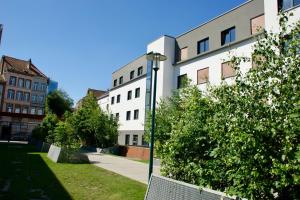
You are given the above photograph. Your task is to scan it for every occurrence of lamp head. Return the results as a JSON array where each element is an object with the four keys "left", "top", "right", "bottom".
[{"left": 146, "top": 52, "right": 167, "bottom": 62}]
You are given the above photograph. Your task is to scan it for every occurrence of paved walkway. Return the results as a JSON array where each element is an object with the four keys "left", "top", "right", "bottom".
[{"left": 86, "top": 153, "right": 160, "bottom": 184}]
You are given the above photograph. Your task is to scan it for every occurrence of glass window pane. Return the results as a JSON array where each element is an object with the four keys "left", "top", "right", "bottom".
[
  {"left": 230, "top": 28, "right": 235, "bottom": 42},
  {"left": 283, "top": 0, "right": 293, "bottom": 10},
  {"left": 205, "top": 39, "right": 209, "bottom": 51}
]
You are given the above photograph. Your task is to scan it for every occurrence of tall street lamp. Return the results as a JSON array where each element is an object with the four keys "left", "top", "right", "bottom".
[{"left": 146, "top": 52, "right": 167, "bottom": 181}]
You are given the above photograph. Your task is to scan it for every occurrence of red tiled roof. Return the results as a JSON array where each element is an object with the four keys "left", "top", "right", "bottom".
[{"left": 2, "top": 56, "right": 47, "bottom": 78}]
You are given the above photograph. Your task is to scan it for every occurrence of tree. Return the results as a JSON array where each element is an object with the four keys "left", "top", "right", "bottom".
[
  {"left": 146, "top": 86, "right": 214, "bottom": 184},
  {"left": 72, "top": 93, "right": 118, "bottom": 147},
  {"left": 207, "top": 15, "right": 300, "bottom": 199},
  {"left": 46, "top": 89, "right": 73, "bottom": 117}
]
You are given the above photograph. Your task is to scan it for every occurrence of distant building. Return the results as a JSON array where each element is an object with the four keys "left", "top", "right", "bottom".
[
  {"left": 75, "top": 88, "right": 106, "bottom": 109},
  {"left": 0, "top": 55, "right": 49, "bottom": 139},
  {"left": 47, "top": 79, "right": 58, "bottom": 94}
]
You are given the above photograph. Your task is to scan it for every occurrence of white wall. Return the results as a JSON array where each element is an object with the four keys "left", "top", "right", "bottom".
[
  {"left": 108, "top": 77, "right": 147, "bottom": 131},
  {"left": 264, "top": 0, "right": 300, "bottom": 33},
  {"left": 147, "top": 36, "right": 176, "bottom": 100},
  {"left": 175, "top": 39, "right": 256, "bottom": 91},
  {"left": 98, "top": 95, "right": 109, "bottom": 112}
]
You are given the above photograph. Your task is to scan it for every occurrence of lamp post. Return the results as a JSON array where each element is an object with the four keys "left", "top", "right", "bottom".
[{"left": 146, "top": 52, "right": 167, "bottom": 181}]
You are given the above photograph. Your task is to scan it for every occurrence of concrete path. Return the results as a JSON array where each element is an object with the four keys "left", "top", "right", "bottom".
[{"left": 87, "top": 153, "right": 160, "bottom": 184}]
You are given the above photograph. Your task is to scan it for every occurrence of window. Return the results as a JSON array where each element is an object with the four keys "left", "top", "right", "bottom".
[
  {"left": 25, "top": 79, "right": 31, "bottom": 89},
  {"left": 132, "top": 135, "right": 138, "bottom": 146},
  {"left": 22, "top": 106, "right": 28, "bottom": 114},
  {"left": 127, "top": 90, "right": 132, "bottom": 100},
  {"left": 137, "top": 66, "right": 143, "bottom": 76},
  {"left": 37, "top": 108, "right": 43, "bottom": 115},
  {"left": 113, "top": 79, "right": 117, "bottom": 87},
  {"left": 115, "top": 113, "right": 119, "bottom": 121},
  {"left": 18, "top": 78, "right": 24, "bottom": 88},
  {"left": 9, "top": 76, "right": 16, "bottom": 86},
  {"left": 130, "top": 70, "right": 135, "bottom": 80},
  {"left": 119, "top": 76, "right": 123, "bottom": 84},
  {"left": 221, "top": 27, "right": 236, "bottom": 45},
  {"left": 24, "top": 92, "right": 30, "bottom": 102},
  {"left": 41, "top": 83, "right": 47, "bottom": 91},
  {"left": 16, "top": 91, "right": 23, "bottom": 101},
  {"left": 15, "top": 105, "right": 21, "bottom": 113},
  {"left": 197, "top": 38, "right": 209, "bottom": 54},
  {"left": 135, "top": 88, "right": 140, "bottom": 98},
  {"left": 117, "top": 94, "right": 121, "bottom": 103},
  {"left": 177, "top": 74, "right": 188, "bottom": 89},
  {"left": 38, "top": 95, "right": 45, "bottom": 103},
  {"left": 178, "top": 47, "right": 188, "bottom": 61},
  {"left": 111, "top": 97, "right": 115, "bottom": 105},
  {"left": 33, "top": 82, "right": 39, "bottom": 91},
  {"left": 134, "top": 109, "right": 139, "bottom": 120},
  {"left": 251, "top": 15, "right": 265, "bottom": 35},
  {"left": 126, "top": 111, "right": 131, "bottom": 120},
  {"left": 197, "top": 68, "right": 209, "bottom": 84},
  {"left": 31, "top": 94, "right": 37, "bottom": 103},
  {"left": 30, "top": 107, "right": 36, "bottom": 115},
  {"left": 278, "top": 0, "right": 300, "bottom": 11},
  {"left": 6, "top": 103, "right": 13, "bottom": 112},
  {"left": 221, "top": 62, "right": 236, "bottom": 79},
  {"left": 7, "top": 89, "right": 15, "bottom": 100},
  {"left": 125, "top": 134, "right": 130, "bottom": 145}
]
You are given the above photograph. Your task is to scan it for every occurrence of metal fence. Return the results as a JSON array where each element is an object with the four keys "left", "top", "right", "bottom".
[{"left": 145, "top": 175, "right": 243, "bottom": 200}]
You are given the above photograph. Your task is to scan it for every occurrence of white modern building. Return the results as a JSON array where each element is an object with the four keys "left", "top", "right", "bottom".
[{"left": 98, "top": 0, "right": 300, "bottom": 146}]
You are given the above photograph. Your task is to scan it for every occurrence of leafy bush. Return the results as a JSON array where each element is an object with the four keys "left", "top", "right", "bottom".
[
  {"left": 30, "top": 113, "right": 59, "bottom": 143},
  {"left": 54, "top": 120, "right": 79, "bottom": 148}
]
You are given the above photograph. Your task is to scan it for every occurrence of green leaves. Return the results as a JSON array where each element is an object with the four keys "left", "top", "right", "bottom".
[
  {"left": 46, "top": 89, "right": 73, "bottom": 118},
  {"left": 72, "top": 93, "right": 118, "bottom": 147}
]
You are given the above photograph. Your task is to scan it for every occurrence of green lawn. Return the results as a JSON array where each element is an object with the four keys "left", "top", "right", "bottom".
[{"left": 0, "top": 142, "right": 146, "bottom": 200}]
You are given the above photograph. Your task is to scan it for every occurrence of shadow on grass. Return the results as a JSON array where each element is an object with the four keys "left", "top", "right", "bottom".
[{"left": 0, "top": 142, "right": 72, "bottom": 200}]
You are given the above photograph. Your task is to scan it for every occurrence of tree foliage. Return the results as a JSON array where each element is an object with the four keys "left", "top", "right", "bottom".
[
  {"left": 46, "top": 89, "right": 73, "bottom": 117},
  {"left": 72, "top": 93, "right": 118, "bottom": 147},
  {"left": 33, "top": 92, "right": 118, "bottom": 149},
  {"left": 148, "top": 15, "right": 300, "bottom": 199},
  {"left": 31, "top": 113, "right": 59, "bottom": 143}
]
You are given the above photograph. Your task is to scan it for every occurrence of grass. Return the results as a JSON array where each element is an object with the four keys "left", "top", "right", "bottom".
[{"left": 0, "top": 142, "right": 147, "bottom": 200}]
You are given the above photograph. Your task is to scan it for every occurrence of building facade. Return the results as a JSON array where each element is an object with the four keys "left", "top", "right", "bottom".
[
  {"left": 0, "top": 55, "right": 48, "bottom": 139},
  {"left": 99, "top": 0, "right": 300, "bottom": 146}
]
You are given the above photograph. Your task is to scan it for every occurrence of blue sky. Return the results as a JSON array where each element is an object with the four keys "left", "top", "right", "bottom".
[{"left": 0, "top": 0, "right": 246, "bottom": 103}]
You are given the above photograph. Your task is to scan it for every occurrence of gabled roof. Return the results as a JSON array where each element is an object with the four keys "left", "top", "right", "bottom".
[
  {"left": 87, "top": 88, "right": 106, "bottom": 98},
  {"left": 2, "top": 55, "right": 48, "bottom": 78}
]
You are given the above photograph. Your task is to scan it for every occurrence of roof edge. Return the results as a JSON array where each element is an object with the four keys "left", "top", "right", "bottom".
[
  {"left": 112, "top": 53, "right": 147, "bottom": 74},
  {"left": 176, "top": 0, "right": 254, "bottom": 38}
]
